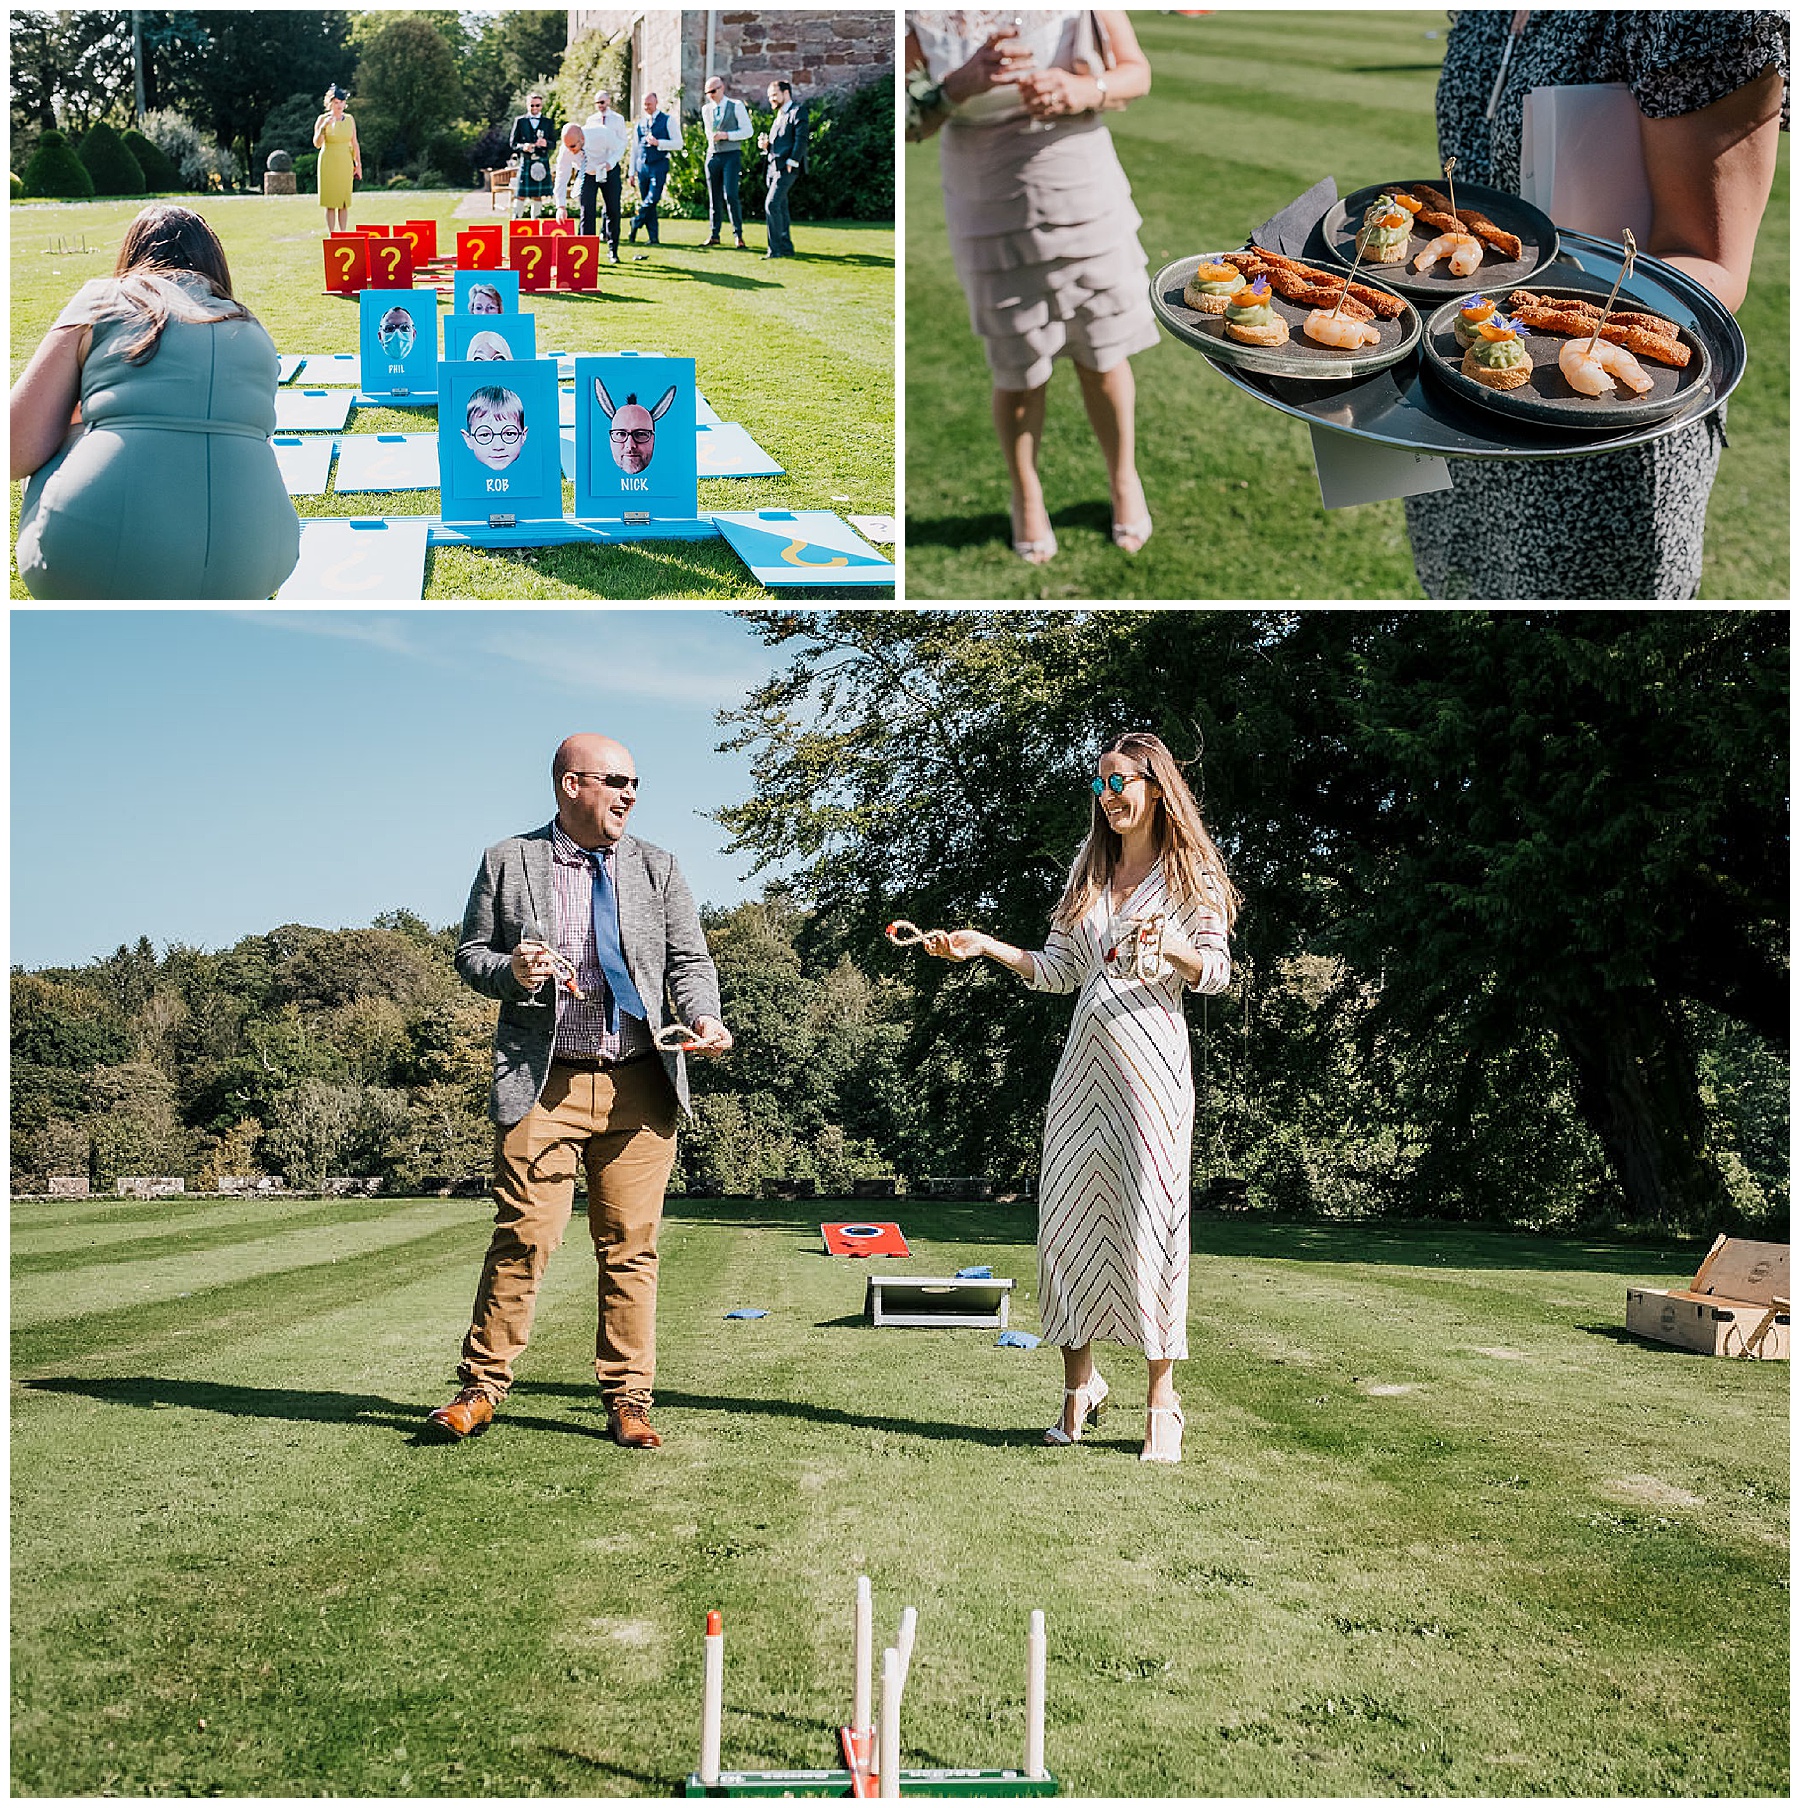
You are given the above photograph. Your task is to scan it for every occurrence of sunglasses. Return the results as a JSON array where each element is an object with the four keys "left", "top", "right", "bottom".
[
  {"left": 1091, "top": 771, "right": 1153, "bottom": 796},
  {"left": 569, "top": 770, "right": 640, "bottom": 792}
]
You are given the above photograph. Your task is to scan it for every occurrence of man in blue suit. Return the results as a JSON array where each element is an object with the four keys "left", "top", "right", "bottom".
[
  {"left": 628, "top": 90, "right": 679, "bottom": 250},
  {"left": 760, "top": 79, "right": 810, "bottom": 259}
]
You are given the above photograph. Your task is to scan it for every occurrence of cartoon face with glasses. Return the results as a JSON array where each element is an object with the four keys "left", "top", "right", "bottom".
[
  {"left": 594, "top": 375, "right": 677, "bottom": 474},
  {"left": 377, "top": 305, "right": 417, "bottom": 361},
  {"left": 462, "top": 385, "right": 527, "bottom": 472}
]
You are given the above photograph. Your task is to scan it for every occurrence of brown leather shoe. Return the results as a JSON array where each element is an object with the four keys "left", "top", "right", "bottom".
[
  {"left": 426, "top": 1386, "right": 495, "bottom": 1440},
  {"left": 608, "top": 1400, "right": 663, "bottom": 1448}
]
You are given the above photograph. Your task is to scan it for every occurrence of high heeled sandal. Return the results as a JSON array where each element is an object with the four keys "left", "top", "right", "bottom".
[
  {"left": 1012, "top": 527, "right": 1058, "bottom": 565},
  {"left": 1111, "top": 515, "right": 1153, "bottom": 554},
  {"left": 1139, "top": 1399, "right": 1184, "bottom": 1464},
  {"left": 1043, "top": 1371, "right": 1108, "bottom": 1445}
]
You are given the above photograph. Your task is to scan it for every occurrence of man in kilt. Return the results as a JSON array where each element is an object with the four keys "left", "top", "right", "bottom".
[{"left": 509, "top": 92, "right": 558, "bottom": 219}]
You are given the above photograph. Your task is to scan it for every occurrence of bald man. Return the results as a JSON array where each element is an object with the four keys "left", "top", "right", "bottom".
[{"left": 429, "top": 734, "right": 732, "bottom": 1449}]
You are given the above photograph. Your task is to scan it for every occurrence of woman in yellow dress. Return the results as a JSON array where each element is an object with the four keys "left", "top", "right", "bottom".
[{"left": 312, "top": 84, "right": 362, "bottom": 235}]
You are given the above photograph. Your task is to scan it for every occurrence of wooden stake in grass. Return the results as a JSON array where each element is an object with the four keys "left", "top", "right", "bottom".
[
  {"left": 877, "top": 1647, "right": 901, "bottom": 1798},
  {"left": 699, "top": 1610, "right": 724, "bottom": 1787},
  {"left": 1026, "top": 1609, "right": 1047, "bottom": 1780},
  {"left": 853, "top": 1575, "right": 873, "bottom": 1742}
]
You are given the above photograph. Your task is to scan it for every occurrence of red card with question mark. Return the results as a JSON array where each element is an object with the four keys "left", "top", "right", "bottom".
[
  {"left": 323, "top": 234, "right": 369, "bottom": 294},
  {"left": 556, "top": 236, "right": 600, "bottom": 291}
]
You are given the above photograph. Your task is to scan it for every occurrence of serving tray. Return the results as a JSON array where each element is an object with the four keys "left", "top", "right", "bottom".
[{"left": 1169, "top": 231, "right": 1743, "bottom": 463}]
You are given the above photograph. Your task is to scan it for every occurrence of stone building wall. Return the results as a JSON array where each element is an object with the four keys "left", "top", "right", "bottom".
[{"left": 568, "top": 9, "right": 893, "bottom": 127}]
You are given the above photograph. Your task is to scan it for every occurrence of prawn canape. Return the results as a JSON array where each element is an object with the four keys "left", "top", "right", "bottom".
[
  {"left": 1223, "top": 276, "right": 1289, "bottom": 346},
  {"left": 1355, "top": 195, "right": 1413, "bottom": 266},
  {"left": 1302, "top": 306, "right": 1381, "bottom": 349},
  {"left": 1182, "top": 258, "right": 1247, "bottom": 315},
  {"left": 1460, "top": 312, "right": 1533, "bottom": 390},
  {"left": 1452, "top": 293, "right": 1497, "bottom": 349}
]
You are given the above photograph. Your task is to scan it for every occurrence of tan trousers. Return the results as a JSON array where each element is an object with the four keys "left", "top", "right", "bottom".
[{"left": 458, "top": 1058, "right": 678, "bottom": 1407}]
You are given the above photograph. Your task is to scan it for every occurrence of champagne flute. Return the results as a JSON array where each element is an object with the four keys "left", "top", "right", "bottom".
[{"left": 1008, "top": 16, "right": 1056, "bottom": 133}]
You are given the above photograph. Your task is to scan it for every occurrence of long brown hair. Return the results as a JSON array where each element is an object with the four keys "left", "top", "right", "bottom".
[
  {"left": 1052, "top": 730, "right": 1241, "bottom": 931},
  {"left": 110, "top": 204, "right": 248, "bottom": 363}
]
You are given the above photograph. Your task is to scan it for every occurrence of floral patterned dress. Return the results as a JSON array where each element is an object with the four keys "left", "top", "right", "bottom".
[{"left": 1404, "top": 9, "right": 1788, "bottom": 599}]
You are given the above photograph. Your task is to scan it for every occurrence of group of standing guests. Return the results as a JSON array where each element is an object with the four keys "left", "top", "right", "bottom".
[{"left": 534, "top": 79, "right": 811, "bottom": 260}]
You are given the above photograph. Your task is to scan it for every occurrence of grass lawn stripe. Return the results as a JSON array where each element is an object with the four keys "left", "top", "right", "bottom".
[{"left": 904, "top": 8, "right": 1787, "bottom": 599}]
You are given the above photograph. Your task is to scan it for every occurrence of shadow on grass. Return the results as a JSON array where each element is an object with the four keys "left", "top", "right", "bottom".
[
  {"left": 902, "top": 500, "right": 1113, "bottom": 553},
  {"left": 520, "top": 1377, "right": 1027, "bottom": 1448},
  {"left": 18, "top": 1371, "right": 1035, "bottom": 1449},
  {"left": 16, "top": 1374, "right": 598, "bottom": 1444}
]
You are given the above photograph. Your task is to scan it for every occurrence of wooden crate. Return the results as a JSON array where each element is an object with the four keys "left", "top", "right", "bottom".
[{"left": 1625, "top": 1235, "right": 1789, "bottom": 1360}]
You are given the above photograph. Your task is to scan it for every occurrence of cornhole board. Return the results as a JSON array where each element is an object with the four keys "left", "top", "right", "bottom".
[
  {"left": 332, "top": 433, "right": 440, "bottom": 491},
  {"left": 823, "top": 1222, "right": 910, "bottom": 1259},
  {"left": 274, "top": 388, "right": 354, "bottom": 432},
  {"left": 1626, "top": 1236, "right": 1789, "bottom": 1359},
  {"left": 866, "top": 1275, "right": 1014, "bottom": 1329},
  {"left": 697, "top": 422, "right": 784, "bottom": 477},
  {"left": 712, "top": 512, "right": 896, "bottom": 588},
  {"left": 277, "top": 518, "right": 430, "bottom": 600},
  {"left": 272, "top": 434, "right": 335, "bottom": 495}
]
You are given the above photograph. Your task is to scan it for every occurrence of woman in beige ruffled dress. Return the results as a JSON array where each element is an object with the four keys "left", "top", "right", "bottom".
[{"left": 907, "top": 11, "right": 1158, "bottom": 563}]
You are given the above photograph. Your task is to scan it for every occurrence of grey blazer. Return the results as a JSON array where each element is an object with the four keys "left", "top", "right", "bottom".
[{"left": 455, "top": 823, "right": 723, "bottom": 1126}]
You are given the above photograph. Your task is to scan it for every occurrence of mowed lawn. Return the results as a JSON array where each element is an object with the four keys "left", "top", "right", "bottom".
[
  {"left": 9, "top": 192, "right": 894, "bottom": 599},
  {"left": 12, "top": 1191, "right": 1788, "bottom": 1797},
  {"left": 904, "top": 9, "right": 1790, "bottom": 600}
]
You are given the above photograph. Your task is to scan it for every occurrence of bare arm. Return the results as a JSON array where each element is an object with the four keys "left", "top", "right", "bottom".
[
  {"left": 1639, "top": 64, "right": 1783, "bottom": 313},
  {"left": 349, "top": 118, "right": 362, "bottom": 177},
  {"left": 313, "top": 112, "right": 329, "bottom": 149},
  {"left": 9, "top": 325, "right": 86, "bottom": 481},
  {"left": 925, "top": 928, "right": 1037, "bottom": 980},
  {"left": 906, "top": 24, "right": 1036, "bottom": 143}
]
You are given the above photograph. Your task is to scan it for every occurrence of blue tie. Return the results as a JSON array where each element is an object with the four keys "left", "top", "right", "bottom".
[{"left": 587, "top": 848, "right": 646, "bottom": 1035}]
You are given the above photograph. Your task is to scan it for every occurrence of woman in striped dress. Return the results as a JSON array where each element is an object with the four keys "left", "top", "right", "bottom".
[{"left": 927, "top": 732, "right": 1236, "bottom": 1463}]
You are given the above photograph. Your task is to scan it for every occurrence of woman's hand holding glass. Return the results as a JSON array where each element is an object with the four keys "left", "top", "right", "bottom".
[
  {"left": 940, "top": 29, "right": 1035, "bottom": 107},
  {"left": 1014, "top": 65, "right": 1094, "bottom": 121}
]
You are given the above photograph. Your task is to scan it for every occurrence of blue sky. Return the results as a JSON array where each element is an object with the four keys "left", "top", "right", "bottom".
[{"left": 10, "top": 609, "right": 798, "bottom": 970}]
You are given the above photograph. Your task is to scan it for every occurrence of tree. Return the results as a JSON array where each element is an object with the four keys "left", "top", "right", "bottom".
[
  {"left": 86, "top": 1062, "right": 191, "bottom": 1183},
  {"left": 352, "top": 13, "right": 463, "bottom": 172},
  {"left": 123, "top": 126, "right": 183, "bottom": 190},
  {"left": 10, "top": 10, "right": 136, "bottom": 134},
  {"left": 715, "top": 611, "right": 1788, "bottom": 1230},
  {"left": 78, "top": 119, "right": 145, "bottom": 193},
  {"left": 21, "top": 128, "right": 95, "bottom": 198},
  {"left": 467, "top": 11, "right": 572, "bottom": 128},
  {"left": 147, "top": 9, "right": 350, "bottom": 173}
]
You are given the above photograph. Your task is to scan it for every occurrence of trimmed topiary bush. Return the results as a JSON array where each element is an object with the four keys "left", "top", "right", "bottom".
[
  {"left": 22, "top": 129, "right": 95, "bottom": 200},
  {"left": 123, "top": 128, "right": 182, "bottom": 193},
  {"left": 78, "top": 120, "right": 146, "bottom": 196}
]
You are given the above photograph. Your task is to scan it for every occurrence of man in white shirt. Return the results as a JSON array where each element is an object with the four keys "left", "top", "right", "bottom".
[
  {"left": 583, "top": 89, "right": 631, "bottom": 263},
  {"left": 552, "top": 124, "right": 605, "bottom": 237},
  {"left": 699, "top": 75, "right": 752, "bottom": 250}
]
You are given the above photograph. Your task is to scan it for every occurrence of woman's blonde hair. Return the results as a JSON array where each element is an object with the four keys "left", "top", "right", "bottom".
[{"left": 1052, "top": 730, "right": 1241, "bottom": 931}]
